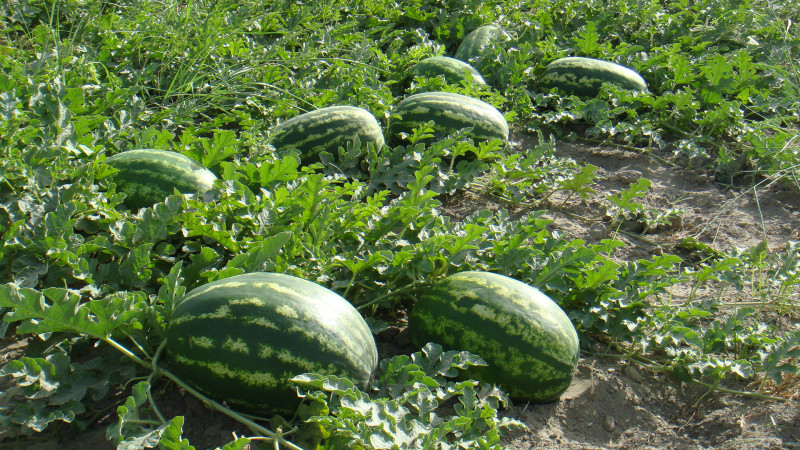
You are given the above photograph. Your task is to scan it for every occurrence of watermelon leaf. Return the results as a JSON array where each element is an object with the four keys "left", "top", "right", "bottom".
[
  {"left": 0, "top": 284, "right": 146, "bottom": 338},
  {"left": 293, "top": 344, "right": 524, "bottom": 449},
  {"left": 108, "top": 382, "right": 198, "bottom": 449},
  {"left": 0, "top": 352, "right": 133, "bottom": 435}
]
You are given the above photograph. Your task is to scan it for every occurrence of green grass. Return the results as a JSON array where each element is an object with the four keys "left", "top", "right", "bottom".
[{"left": 0, "top": 0, "right": 799, "bottom": 447}]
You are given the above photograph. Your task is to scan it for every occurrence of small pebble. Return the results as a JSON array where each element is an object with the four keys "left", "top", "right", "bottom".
[
  {"left": 624, "top": 366, "right": 644, "bottom": 383},
  {"left": 616, "top": 169, "right": 643, "bottom": 184},
  {"left": 603, "top": 416, "right": 616, "bottom": 432},
  {"left": 588, "top": 223, "right": 608, "bottom": 240}
]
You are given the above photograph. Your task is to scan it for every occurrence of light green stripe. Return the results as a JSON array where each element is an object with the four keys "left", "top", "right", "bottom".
[
  {"left": 174, "top": 354, "right": 281, "bottom": 388},
  {"left": 171, "top": 304, "right": 232, "bottom": 325}
]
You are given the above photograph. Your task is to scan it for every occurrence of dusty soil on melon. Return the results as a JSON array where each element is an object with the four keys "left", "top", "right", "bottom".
[{"left": 2, "top": 136, "right": 799, "bottom": 449}]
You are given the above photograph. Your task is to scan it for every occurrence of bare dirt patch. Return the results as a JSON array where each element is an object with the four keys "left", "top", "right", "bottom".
[{"left": 542, "top": 140, "right": 800, "bottom": 257}]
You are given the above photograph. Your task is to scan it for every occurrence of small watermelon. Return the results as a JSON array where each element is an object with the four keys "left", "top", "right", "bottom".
[
  {"left": 454, "top": 24, "right": 511, "bottom": 71},
  {"left": 104, "top": 149, "right": 217, "bottom": 210},
  {"left": 410, "top": 56, "right": 487, "bottom": 86},
  {"left": 270, "top": 105, "right": 384, "bottom": 160},
  {"left": 541, "top": 56, "right": 648, "bottom": 97}
]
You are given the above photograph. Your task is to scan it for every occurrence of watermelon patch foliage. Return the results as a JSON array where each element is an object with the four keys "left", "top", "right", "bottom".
[{"left": 1, "top": 0, "right": 799, "bottom": 447}]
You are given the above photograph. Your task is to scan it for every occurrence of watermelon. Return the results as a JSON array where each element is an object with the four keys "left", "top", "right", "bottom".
[
  {"left": 454, "top": 24, "right": 510, "bottom": 70},
  {"left": 390, "top": 91, "right": 509, "bottom": 142},
  {"left": 104, "top": 149, "right": 217, "bottom": 210},
  {"left": 165, "top": 272, "right": 378, "bottom": 415},
  {"left": 541, "top": 56, "right": 648, "bottom": 97},
  {"left": 408, "top": 271, "right": 580, "bottom": 403},
  {"left": 410, "top": 56, "right": 486, "bottom": 86},
  {"left": 270, "top": 105, "right": 385, "bottom": 160}
]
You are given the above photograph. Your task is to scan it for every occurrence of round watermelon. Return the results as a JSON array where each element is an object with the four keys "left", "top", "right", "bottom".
[
  {"left": 390, "top": 91, "right": 509, "bottom": 143},
  {"left": 104, "top": 149, "right": 217, "bottom": 210},
  {"left": 166, "top": 272, "right": 379, "bottom": 415},
  {"left": 541, "top": 56, "right": 648, "bottom": 97},
  {"left": 270, "top": 105, "right": 384, "bottom": 160},
  {"left": 408, "top": 271, "right": 580, "bottom": 403},
  {"left": 410, "top": 56, "right": 487, "bottom": 86}
]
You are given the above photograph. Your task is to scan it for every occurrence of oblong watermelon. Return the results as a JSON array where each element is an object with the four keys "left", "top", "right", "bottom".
[
  {"left": 390, "top": 91, "right": 509, "bottom": 142},
  {"left": 166, "top": 272, "right": 378, "bottom": 415},
  {"left": 104, "top": 149, "right": 217, "bottom": 210},
  {"left": 541, "top": 56, "right": 648, "bottom": 97},
  {"left": 270, "top": 105, "right": 385, "bottom": 160},
  {"left": 410, "top": 56, "right": 486, "bottom": 86},
  {"left": 454, "top": 24, "right": 510, "bottom": 70},
  {"left": 408, "top": 271, "right": 580, "bottom": 403}
]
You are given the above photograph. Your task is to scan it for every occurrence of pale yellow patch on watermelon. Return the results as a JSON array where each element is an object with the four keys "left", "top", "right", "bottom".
[
  {"left": 171, "top": 304, "right": 232, "bottom": 325},
  {"left": 275, "top": 304, "right": 299, "bottom": 319},
  {"left": 230, "top": 297, "right": 266, "bottom": 306},
  {"left": 191, "top": 336, "right": 215, "bottom": 349},
  {"left": 222, "top": 336, "right": 250, "bottom": 354}
]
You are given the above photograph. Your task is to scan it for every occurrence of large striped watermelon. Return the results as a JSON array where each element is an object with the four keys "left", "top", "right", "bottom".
[
  {"left": 270, "top": 105, "right": 384, "bottom": 160},
  {"left": 408, "top": 271, "right": 580, "bottom": 403},
  {"left": 104, "top": 149, "right": 217, "bottom": 210},
  {"left": 165, "top": 272, "right": 378, "bottom": 415},
  {"left": 410, "top": 56, "right": 486, "bottom": 86},
  {"left": 390, "top": 91, "right": 509, "bottom": 143},
  {"left": 454, "top": 24, "right": 510, "bottom": 70},
  {"left": 541, "top": 57, "right": 647, "bottom": 97}
]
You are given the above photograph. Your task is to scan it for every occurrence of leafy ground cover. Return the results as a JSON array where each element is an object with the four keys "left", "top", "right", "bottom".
[{"left": 1, "top": 0, "right": 799, "bottom": 448}]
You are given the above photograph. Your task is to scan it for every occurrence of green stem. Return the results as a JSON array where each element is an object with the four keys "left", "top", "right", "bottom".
[
  {"left": 594, "top": 351, "right": 792, "bottom": 402},
  {"left": 103, "top": 336, "right": 151, "bottom": 369},
  {"left": 156, "top": 366, "right": 305, "bottom": 450},
  {"left": 146, "top": 340, "right": 169, "bottom": 424},
  {"left": 123, "top": 331, "right": 152, "bottom": 360},
  {"left": 122, "top": 419, "right": 164, "bottom": 426},
  {"left": 342, "top": 272, "right": 358, "bottom": 300},
  {"left": 356, "top": 283, "right": 424, "bottom": 311},
  {"left": 105, "top": 337, "right": 304, "bottom": 449},
  {"left": 593, "top": 352, "right": 670, "bottom": 373},
  {"left": 690, "top": 379, "right": 791, "bottom": 402}
]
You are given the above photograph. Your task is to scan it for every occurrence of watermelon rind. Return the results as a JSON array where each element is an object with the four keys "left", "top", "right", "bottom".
[
  {"left": 166, "top": 272, "right": 378, "bottom": 415},
  {"left": 390, "top": 91, "right": 509, "bottom": 143},
  {"left": 270, "top": 105, "right": 385, "bottom": 160},
  {"left": 408, "top": 271, "right": 580, "bottom": 403},
  {"left": 410, "top": 56, "right": 487, "bottom": 86},
  {"left": 541, "top": 56, "right": 648, "bottom": 97},
  {"left": 104, "top": 148, "right": 217, "bottom": 210}
]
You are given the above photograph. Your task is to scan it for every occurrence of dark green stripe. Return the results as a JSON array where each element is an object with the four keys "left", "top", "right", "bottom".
[{"left": 169, "top": 355, "right": 303, "bottom": 415}]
